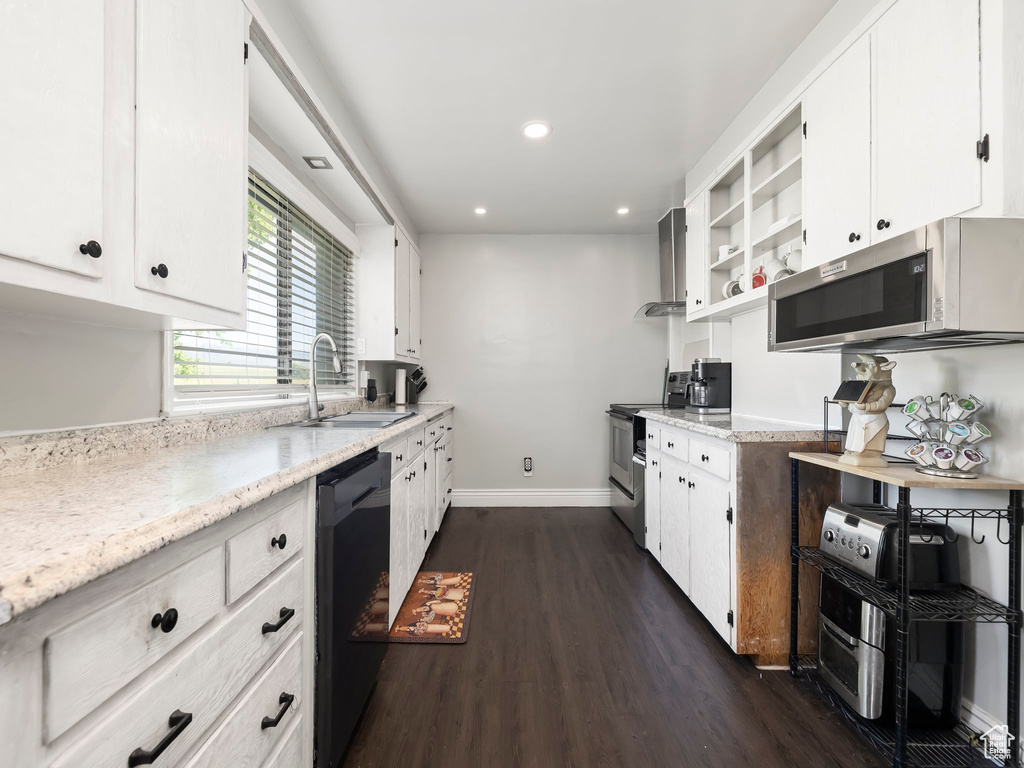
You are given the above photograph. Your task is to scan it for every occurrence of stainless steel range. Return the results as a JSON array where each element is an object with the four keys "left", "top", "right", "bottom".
[{"left": 608, "top": 372, "right": 691, "bottom": 547}]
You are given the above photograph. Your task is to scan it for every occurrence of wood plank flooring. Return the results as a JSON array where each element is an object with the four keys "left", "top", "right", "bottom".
[{"left": 343, "top": 507, "right": 883, "bottom": 768}]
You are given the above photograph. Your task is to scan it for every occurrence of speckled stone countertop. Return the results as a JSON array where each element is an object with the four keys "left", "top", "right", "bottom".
[
  {"left": 0, "top": 402, "right": 453, "bottom": 626},
  {"left": 638, "top": 409, "right": 826, "bottom": 443}
]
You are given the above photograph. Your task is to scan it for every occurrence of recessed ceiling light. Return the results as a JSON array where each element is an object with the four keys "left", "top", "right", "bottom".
[
  {"left": 303, "top": 156, "right": 333, "bottom": 170},
  {"left": 521, "top": 121, "right": 552, "bottom": 139},
  {"left": 474, "top": 207, "right": 487, "bottom": 215},
  {"left": 617, "top": 207, "right": 630, "bottom": 215}
]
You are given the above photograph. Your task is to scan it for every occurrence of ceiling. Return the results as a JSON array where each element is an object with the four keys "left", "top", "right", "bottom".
[{"left": 284, "top": 0, "right": 839, "bottom": 235}]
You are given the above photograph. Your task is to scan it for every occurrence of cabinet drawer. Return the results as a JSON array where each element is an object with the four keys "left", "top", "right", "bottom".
[
  {"left": 383, "top": 436, "right": 409, "bottom": 476},
  {"left": 661, "top": 430, "right": 688, "bottom": 463},
  {"left": 184, "top": 632, "right": 302, "bottom": 768},
  {"left": 262, "top": 715, "right": 303, "bottom": 768},
  {"left": 688, "top": 438, "right": 731, "bottom": 481},
  {"left": 226, "top": 495, "right": 304, "bottom": 603},
  {"left": 645, "top": 425, "right": 660, "bottom": 451},
  {"left": 407, "top": 427, "right": 427, "bottom": 457},
  {"left": 424, "top": 418, "right": 444, "bottom": 444},
  {"left": 44, "top": 546, "right": 225, "bottom": 742},
  {"left": 52, "top": 558, "right": 303, "bottom": 768}
]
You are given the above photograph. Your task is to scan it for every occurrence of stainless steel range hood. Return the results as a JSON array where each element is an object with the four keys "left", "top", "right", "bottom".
[{"left": 635, "top": 208, "right": 686, "bottom": 318}]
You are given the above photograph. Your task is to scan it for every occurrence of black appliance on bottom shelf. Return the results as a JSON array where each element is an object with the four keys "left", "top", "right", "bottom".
[
  {"left": 316, "top": 449, "right": 391, "bottom": 767},
  {"left": 818, "top": 575, "right": 964, "bottom": 728}
]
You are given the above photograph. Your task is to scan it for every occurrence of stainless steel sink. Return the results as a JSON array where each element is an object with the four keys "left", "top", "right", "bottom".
[{"left": 274, "top": 411, "right": 417, "bottom": 429}]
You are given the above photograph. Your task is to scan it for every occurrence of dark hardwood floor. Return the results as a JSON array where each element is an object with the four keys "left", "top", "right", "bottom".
[{"left": 343, "top": 507, "right": 883, "bottom": 768}]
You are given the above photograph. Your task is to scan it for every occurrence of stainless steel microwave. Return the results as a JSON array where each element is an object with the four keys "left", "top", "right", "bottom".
[{"left": 767, "top": 217, "right": 1024, "bottom": 353}]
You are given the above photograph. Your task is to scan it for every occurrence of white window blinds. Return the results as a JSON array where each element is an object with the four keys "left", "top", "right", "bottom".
[{"left": 173, "top": 170, "right": 355, "bottom": 400}]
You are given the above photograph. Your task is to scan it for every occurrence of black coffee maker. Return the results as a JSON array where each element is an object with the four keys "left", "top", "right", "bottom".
[{"left": 686, "top": 358, "right": 732, "bottom": 415}]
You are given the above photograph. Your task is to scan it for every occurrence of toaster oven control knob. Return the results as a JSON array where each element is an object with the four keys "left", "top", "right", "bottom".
[
  {"left": 857, "top": 544, "right": 871, "bottom": 559},
  {"left": 823, "top": 530, "right": 834, "bottom": 543},
  {"left": 840, "top": 536, "right": 847, "bottom": 547}
]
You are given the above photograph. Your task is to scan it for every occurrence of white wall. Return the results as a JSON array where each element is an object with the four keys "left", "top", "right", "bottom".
[
  {"left": 0, "top": 312, "right": 162, "bottom": 432},
  {"left": 420, "top": 234, "right": 666, "bottom": 502}
]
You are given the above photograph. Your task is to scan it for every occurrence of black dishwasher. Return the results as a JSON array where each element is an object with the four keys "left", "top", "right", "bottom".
[{"left": 315, "top": 448, "right": 391, "bottom": 767}]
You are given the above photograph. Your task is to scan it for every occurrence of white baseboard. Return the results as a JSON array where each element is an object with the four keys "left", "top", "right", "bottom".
[{"left": 450, "top": 488, "right": 612, "bottom": 508}]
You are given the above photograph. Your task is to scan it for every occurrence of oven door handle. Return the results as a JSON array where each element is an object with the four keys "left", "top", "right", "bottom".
[
  {"left": 606, "top": 410, "right": 632, "bottom": 423},
  {"left": 821, "top": 616, "right": 858, "bottom": 651}
]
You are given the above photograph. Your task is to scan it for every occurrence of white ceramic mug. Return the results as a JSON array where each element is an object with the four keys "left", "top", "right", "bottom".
[
  {"left": 722, "top": 279, "right": 742, "bottom": 299},
  {"left": 932, "top": 445, "right": 956, "bottom": 470},
  {"left": 764, "top": 255, "right": 794, "bottom": 282},
  {"left": 967, "top": 421, "right": 992, "bottom": 445}
]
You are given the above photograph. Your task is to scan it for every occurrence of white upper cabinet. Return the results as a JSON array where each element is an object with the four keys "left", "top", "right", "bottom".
[
  {"left": 871, "top": 0, "right": 981, "bottom": 242},
  {"left": 803, "top": 35, "right": 871, "bottom": 268},
  {"left": 135, "top": 0, "right": 248, "bottom": 314},
  {"left": 0, "top": 0, "right": 106, "bottom": 279},
  {"left": 684, "top": 191, "right": 708, "bottom": 317},
  {"left": 356, "top": 224, "right": 421, "bottom": 363},
  {"left": 394, "top": 228, "right": 411, "bottom": 358},
  {"left": 409, "top": 244, "right": 421, "bottom": 359}
]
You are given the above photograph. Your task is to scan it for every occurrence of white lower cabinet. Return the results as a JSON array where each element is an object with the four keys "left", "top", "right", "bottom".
[
  {"left": 0, "top": 482, "right": 314, "bottom": 768},
  {"left": 383, "top": 412, "right": 455, "bottom": 627},
  {"left": 687, "top": 469, "right": 733, "bottom": 643},
  {"left": 645, "top": 426, "right": 735, "bottom": 648},
  {"left": 659, "top": 457, "right": 691, "bottom": 595},
  {"left": 644, "top": 453, "right": 662, "bottom": 563}
]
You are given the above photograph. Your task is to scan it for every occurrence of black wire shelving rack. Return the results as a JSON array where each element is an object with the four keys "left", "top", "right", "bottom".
[{"left": 788, "top": 457, "right": 1023, "bottom": 768}]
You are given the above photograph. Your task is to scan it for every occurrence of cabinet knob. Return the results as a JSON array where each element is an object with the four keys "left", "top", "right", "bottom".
[
  {"left": 876, "top": 219, "right": 891, "bottom": 231},
  {"left": 848, "top": 232, "right": 861, "bottom": 243},
  {"left": 701, "top": 454, "right": 709, "bottom": 462},
  {"left": 417, "top": 440, "right": 423, "bottom": 446},
  {"left": 150, "top": 608, "right": 178, "bottom": 634},
  {"left": 667, "top": 441, "right": 674, "bottom": 448},
  {"left": 652, "top": 459, "right": 657, "bottom": 466},
  {"left": 397, "top": 454, "right": 403, "bottom": 461},
  {"left": 79, "top": 240, "right": 102, "bottom": 258},
  {"left": 271, "top": 534, "right": 287, "bottom": 550},
  {"left": 678, "top": 476, "right": 684, "bottom": 483},
  {"left": 688, "top": 481, "right": 695, "bottom": 489},
  {"left": 151, "top": 263, "right": 169, "bottom": 278}
]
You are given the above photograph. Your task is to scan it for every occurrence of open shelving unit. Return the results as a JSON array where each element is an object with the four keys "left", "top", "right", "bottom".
[
  {"left": 706, "top": 157, "right": 746, "bottom": 312},
  {"left": 689, "top": 103, "right": 805, "bottom": 321},
  {"left": 788, "top": 452, "right": 1023, "bottom": 768}
]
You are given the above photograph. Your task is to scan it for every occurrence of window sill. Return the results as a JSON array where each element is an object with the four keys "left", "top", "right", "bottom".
[{"left": 170, "top": 391, "right": 361, "bottom": 419}]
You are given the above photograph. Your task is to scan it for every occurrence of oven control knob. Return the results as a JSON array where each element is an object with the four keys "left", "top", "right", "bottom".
[
  {"left": 840, "top": 536, "right": 847, "bottom": 546},
  {"left": 857, "top": 544, "right": 871, "bottom": 558},
  {"left": 824, "top": 530, "right": 834, "bottom": 542}
]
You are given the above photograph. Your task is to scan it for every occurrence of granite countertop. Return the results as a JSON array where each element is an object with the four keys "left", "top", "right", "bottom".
[
  {"left": 0, "top": 402, "right": 453, "bottom": 626},
  {"left": 638, "top": 409, "right": 826, "bottom": 443}
]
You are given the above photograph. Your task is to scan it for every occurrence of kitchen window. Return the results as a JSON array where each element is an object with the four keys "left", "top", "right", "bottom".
[{"left": 172, "top": 169, "right": 355, "bottom": 411}]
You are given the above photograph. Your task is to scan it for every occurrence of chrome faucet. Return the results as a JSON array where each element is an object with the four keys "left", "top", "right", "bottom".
[{"left": 308, "top": 333, "right": 342, "bottom": 420}]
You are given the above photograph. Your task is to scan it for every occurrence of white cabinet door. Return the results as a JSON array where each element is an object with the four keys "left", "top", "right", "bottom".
[
  {"left": 0, "top": 0, "right": 105, "bottom": 279},
  {"left": 425, "top": 441, "right": 437, "bottom": 539},
  {"left": 409, "top": 244, "right": 421, "bottom": 360},
  {"left": 394, "top": 229, "right": 411, "bottom": 358},
  {"left": 687, "top": 472, "right": 732, "bottom": 644},
  {"left": 871, "top": 0, "right": 981, "bottom": 242},
  {"left": 389, "top": 472, "right": 410, "bottom": 628},
  {"left": 645, "top": 453, "right": 662, "bottom": 562},
  {"left": 803, "top": 35, "right": 872, "bottom": 268},
  {"left": 659, "top": 458, "right": 689, "bottom": 595},
  {"left": 408, "top": 456, "right": 427, "bottom": 568},
  {"left": 134, "top": 0, "right": 247, "bottom": 313},
  {"left": 684, "top": 191, "right": 708, "bottom": 315}
]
